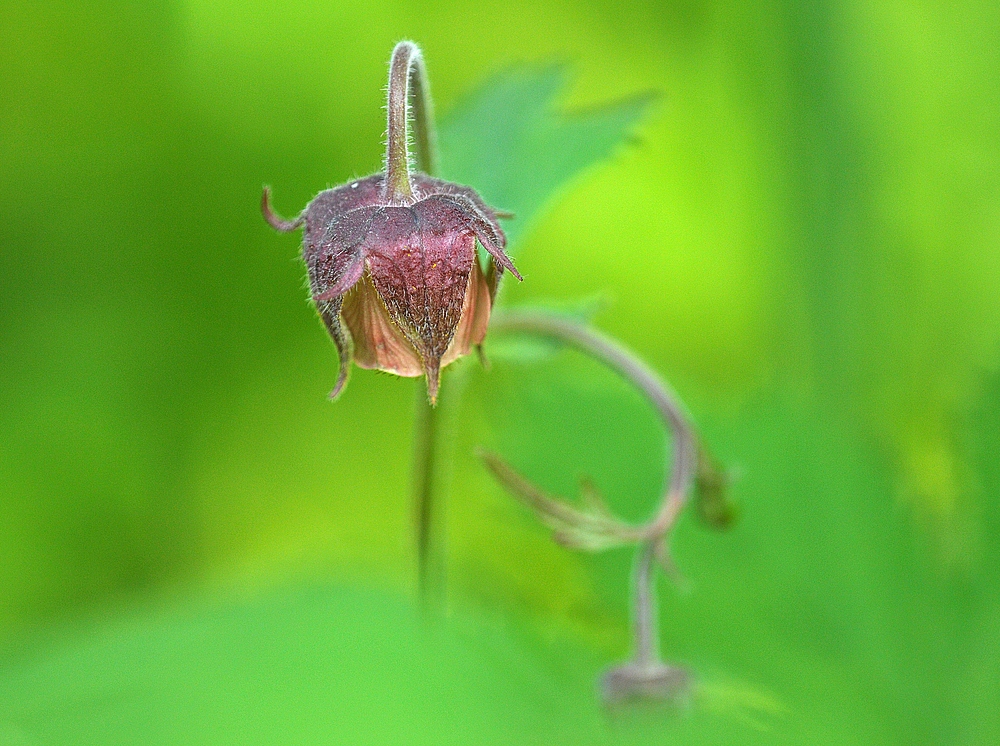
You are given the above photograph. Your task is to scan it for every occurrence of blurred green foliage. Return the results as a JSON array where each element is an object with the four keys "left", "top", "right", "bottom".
[{"left": 2, "top": 0, "right": 1000, "bottom": 743}]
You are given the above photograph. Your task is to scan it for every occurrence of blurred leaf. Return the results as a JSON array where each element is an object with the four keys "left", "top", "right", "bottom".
[
  {"left": 0, "top": 584, "right": 807, "bottom": 745},
  {"left": 0, "top": 586, "right": 596, "bottom": 746},
  {"left": 438, "top": 67, "right": 654, "bottom": 249}
]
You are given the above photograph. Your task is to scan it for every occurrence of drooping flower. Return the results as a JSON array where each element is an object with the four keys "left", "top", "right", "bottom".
[
  {"left": 262, "top": 41, "right": 520, "bottom": 403},
  {"left": 262, "top": 174, "right": 519, "bottom": 403}
]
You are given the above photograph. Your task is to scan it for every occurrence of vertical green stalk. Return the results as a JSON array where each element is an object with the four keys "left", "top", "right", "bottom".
[
  {"left": 411, "top": 386, "right": 439, "bottom": 600},
  {"left": 385, "top": 41, "right": 444, "bottom": 600}
]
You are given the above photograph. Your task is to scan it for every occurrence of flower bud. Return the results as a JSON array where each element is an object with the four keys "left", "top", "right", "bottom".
[
  {"left": 263, "top": 42, "right": 520, "bottom": 403},
  {"left": 264, "top": 175, "right": 519, "bottom": 403}
]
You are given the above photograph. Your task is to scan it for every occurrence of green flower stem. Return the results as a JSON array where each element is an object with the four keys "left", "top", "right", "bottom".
[{"left": 412, "top": 386, "right": 439, "bottom": 601}]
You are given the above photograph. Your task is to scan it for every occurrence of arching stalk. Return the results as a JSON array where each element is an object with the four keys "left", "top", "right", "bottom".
[
  {"left": 386, "top": 41, "right": 446, "bottom": 603},
  {"left": 484, "top": 311, "right": 727, "bottom": 704}
]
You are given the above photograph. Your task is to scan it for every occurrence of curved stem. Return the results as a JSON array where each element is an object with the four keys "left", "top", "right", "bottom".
[
  {"left": 387, "top": 42, "right": 443, "bottom": 601},
  {"left": 491, "top": 311, "right": 698, "bottom": 540},
  {"left": 490, "top": 311, "right": 701, "bottom": 668},
  {"left": 385, "top": 41, "right": 437, "bottom": 201}
]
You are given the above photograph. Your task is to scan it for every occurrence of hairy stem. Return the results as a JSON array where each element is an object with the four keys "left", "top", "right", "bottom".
[
  {"left": 385, "top": 41, "right": 437, "bottom": 201},
  {"left": 387, "top": 41, "right": 444, "bottom": 600}
]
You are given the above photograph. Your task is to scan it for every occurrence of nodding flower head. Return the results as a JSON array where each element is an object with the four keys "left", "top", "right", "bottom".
[
  {"left": 262, "top": 175, "right": 519, "bottom": 403},
  {"left": 262, "top": 41, "right": 520, "bottom": 404}
]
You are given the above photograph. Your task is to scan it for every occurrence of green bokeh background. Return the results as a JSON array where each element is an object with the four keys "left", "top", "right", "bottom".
[{"left": 2, "top": 0, "right": 1000, "bottom": 743}]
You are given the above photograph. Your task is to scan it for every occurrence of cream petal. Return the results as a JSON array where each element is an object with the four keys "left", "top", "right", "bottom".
[
  {"left": 442, "top": 259, "right": 492, "bottom": 367},
  {"left": 341, "top": 272, "right": 423, "bottom": 378}
]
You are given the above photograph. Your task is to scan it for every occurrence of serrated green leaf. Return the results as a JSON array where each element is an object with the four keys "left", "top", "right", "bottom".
[{"left": 438, "top": 67, "right": 654, "bottom": 250}]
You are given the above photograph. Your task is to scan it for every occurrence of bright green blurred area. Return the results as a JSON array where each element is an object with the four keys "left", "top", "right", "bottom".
[{"left": 2, "top": 0, "right": 1000, "bottom": 743}]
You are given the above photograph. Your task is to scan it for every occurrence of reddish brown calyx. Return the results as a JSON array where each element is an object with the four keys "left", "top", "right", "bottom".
[{"left": 263, "top": 173, "right": 519, "bottom": 403}]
